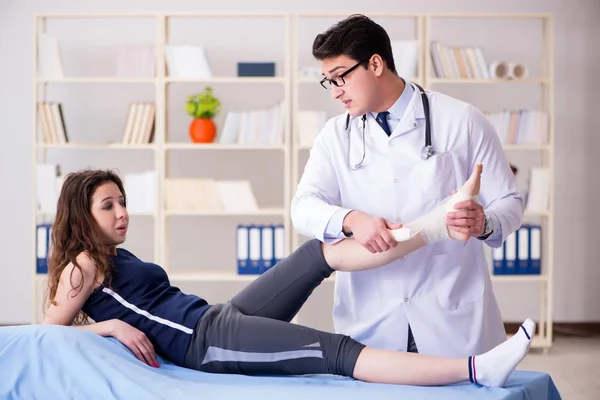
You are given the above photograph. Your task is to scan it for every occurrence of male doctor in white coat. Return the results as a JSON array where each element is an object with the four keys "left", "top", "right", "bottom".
[{"left": 291, "top": 14, "right": 524, "bottom": 358}]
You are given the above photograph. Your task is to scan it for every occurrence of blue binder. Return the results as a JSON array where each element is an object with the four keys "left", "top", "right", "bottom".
[
  {"left": 517, "top": 225, "right": 530, "bottom": 275},
  {"left": 36, "top": 224, "right": 52, "bottom": 274},
  {"left": 504, "top": 232, "right": 517, "bottom": 274},
  {"left": 236, "top": 225, "right": 251, "bottom": 275},
  {"left": 248, "top": 225, "right": 261, "bottom": 274},
  {"left": 260, "top": 225, "right": 274, "bottom": 274},
  {"left": 492, "top": 245, "right": 505, "bottom": 275},
  {"left": 529, "top": 225, "right": 542, "bottom": 275}
]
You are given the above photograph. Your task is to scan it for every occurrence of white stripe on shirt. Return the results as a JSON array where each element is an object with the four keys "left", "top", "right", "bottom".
[{"left": 102, "top": 287, "right": 193, "bottom": 335}]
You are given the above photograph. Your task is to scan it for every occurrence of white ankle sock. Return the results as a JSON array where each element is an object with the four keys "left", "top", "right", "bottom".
[
  {"left": 469, "top": 318, "right": 535, "bottom": 387},
  {"left": 396, "top": 189, "right": 479, "bottom": 244}
]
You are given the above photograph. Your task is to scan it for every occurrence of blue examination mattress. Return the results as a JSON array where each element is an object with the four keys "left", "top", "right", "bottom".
[{"left": 0, "top": 324, "right": 561, "bottom": 400}]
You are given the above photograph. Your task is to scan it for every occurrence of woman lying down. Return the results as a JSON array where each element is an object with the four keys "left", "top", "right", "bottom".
[{"left": 43, "top": 164, "right": 534, "bottom": 388}]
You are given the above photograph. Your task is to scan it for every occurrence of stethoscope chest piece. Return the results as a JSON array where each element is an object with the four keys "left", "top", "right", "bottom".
[{"left": 422, "top": 145, "right": 435, "bottom": 160}]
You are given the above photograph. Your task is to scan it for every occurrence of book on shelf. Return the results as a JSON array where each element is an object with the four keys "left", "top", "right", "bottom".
[
  {"left": 116, "top": 44, "right": 156, "bottom": 78},
  {"left": 164, "top": 178, "right": 258, "bottom": 213},
  {"left": 122, "top": 102, "right": 155, "bottom": 145},
  {"left": 391, "top": 40, "right": 419, "bottom": 79},
  {"left": 216, "top": 102, "right": 285, "bottom": 146},
  {"left": 430, "top": 41, "right": 490, "bottom": 79},
  {"left": 37, "top": 34, "right": 63, "bottom": 79},
  {"left": 237, "top": 224, "right": 285, "bottom": 275},
  {"left": 124, "top": 171, "right": 157, "bottom": 213},
  {"left": 165, "top": 45, "right": 212, "bottom": 78},
  {"left": 36, "top": 163, "right": 63, "bottom": 214},
  {"left": 297, "top": 110, "right": 327, "bottom": 149},
  {"left": 525, "top": 167, "right": 550, "bottom": 213},
  {"left": 37, "top": 102, "right": 68, "bottom": 144},
  {"left": 485, "top": 109, "right": 549, "bottom": 145}
]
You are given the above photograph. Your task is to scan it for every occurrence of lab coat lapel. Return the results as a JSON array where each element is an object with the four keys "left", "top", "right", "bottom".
[{"left": 390, "top": 83, "right": 426, "bottom": 139}]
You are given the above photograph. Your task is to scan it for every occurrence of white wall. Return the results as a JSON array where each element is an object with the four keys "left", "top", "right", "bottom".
[{"left": 1, "top": 0, "right": 599, "bottom": 326}]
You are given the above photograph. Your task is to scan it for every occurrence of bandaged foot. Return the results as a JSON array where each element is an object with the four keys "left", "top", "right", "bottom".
[
  {"left": 389, "top": 164, "right": 483, "bottom": 243},
  {"left": 469, "top": 318, "right": 535, "bottom": 387}
]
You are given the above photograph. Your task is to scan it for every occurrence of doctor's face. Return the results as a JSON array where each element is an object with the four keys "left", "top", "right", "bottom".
[{"left": 320, "top": 55, "right": 378, "bottom": 117}]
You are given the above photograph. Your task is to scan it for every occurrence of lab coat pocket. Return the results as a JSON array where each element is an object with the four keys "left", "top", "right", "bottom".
[
  {"left": 417, "top": 151, "right": 457, "bottom": 204},
  {"left": 431, "top": 244, "right": 485, "bottom": 311}
]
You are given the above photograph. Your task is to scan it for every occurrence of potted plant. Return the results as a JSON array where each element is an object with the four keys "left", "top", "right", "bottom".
[{"left": 185, "top": 86, "right": 221, "bottom": 143}]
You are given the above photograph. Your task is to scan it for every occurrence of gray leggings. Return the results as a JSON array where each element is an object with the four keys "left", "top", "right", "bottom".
[{"left": 183, "top": 239, "right": 365, "bottom": 377}]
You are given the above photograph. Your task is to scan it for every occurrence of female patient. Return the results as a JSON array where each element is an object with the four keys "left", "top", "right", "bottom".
[{"left": 43, "top": 166, "right": 534, "bottom": 388}]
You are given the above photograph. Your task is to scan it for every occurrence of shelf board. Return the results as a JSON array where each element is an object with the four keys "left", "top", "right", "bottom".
[
  {"left": 428, "top": 78, "right": 548, "bottom": 84},
  {"left": 502, "top": 144, "right": 551, "bottom": 151},
  {"left": 164, "top": 208, "right": 286, "bottom": 217},
  {"left": 164, "top": 143, "right": 286, "bottom": 151},
  {"left": 491, "top": 274, "right": 548, "bottom": 283},
  {"left": 36, "top": 143, "right": 156, "bottom": 150},
  {"left": 165, "top": 77, "right": 286, "bottom": 84},
  {"left": 36, "top": 77, "right": 156, "bottom": 84},
  {"left": 524, "top": 210, "right": 551, "bottom": 218}
]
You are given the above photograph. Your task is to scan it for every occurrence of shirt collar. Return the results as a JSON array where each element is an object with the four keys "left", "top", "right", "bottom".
[{"left": 369, "top": 79, "right": 415, "bottom": 121}]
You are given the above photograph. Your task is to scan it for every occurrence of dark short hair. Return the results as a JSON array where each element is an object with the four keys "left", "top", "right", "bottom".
[{"left": 312, "top": 14, "right": 396, "bottom": 74}]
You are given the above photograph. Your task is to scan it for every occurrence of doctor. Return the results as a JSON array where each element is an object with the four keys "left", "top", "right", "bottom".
[{"left": 291, "top": 14, "right": 524, "bottom": 358}]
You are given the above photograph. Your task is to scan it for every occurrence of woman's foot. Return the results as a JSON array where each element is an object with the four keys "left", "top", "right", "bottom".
[
  {"left": 469, "top": 318, "right": 535, "bottom": 387},
  {"left": 445, "top": 163, "right": 483, "bottom": 241},
  {"left": 400, "top": 164, "right": 483, "bottom": 243}
]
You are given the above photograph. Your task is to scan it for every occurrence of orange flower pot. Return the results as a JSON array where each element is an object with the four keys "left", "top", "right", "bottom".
[{"left": 189, "top": 118, "right": 216, "bottom": 143}]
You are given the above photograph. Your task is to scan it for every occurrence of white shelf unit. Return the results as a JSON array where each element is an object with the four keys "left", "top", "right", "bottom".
[
  {"left": 32, "top": 12, "right": 293, "bottom": 323},
  {"left": 424, "top": 13, "right": 554, "bottom": 350},
  {"left": 31, "top": 11, "right": 555, "bottom": 350}
]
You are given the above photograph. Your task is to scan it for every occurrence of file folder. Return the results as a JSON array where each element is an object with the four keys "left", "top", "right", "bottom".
[
  {"left": 260, "top": 225, "right": 274, "bottom": 273},
  {"left": 236, "top": 225, "right": 250, "bottom": 275},
  {"left": 248, "top": 225, "right": 261, "bottom": 274}
]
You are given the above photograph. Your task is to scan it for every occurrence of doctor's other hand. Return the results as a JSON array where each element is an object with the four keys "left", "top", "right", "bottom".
[
  {"left": 446, "top": 192, "right": 486, "bottom": 237},
  {"left": 342, "top": 210, "right": 402, "bottom": 253}
]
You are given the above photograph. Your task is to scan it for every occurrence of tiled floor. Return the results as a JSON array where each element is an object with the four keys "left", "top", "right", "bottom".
[{"left": 517, "top": 335, "right": 600, "bottom": 399}]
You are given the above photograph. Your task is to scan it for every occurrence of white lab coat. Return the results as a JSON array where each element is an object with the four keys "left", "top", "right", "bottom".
[{"left": 291, "top": 84, "right": 524, "bottom": 357}]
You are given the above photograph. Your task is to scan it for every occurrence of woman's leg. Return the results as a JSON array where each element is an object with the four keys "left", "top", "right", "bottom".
[
  {"left": 323, "top": 163, "right": 483, "bottom": 271},
  {"left": 229, "top": 239, "right": 334, "bottom": 322},
  {"left": 186, "top": 303, "right": 535, "bottom": 388},
  {"left": 230, "top": 163, "right": 484, "bottom": 321}
]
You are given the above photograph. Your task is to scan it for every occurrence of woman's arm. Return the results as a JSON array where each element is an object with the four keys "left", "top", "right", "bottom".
[
  {"left": 43, "top": 253, "right": 159, "bottom": 367},
  {"left": 43, "top": 252, "right": 97, "bottom": 326}
]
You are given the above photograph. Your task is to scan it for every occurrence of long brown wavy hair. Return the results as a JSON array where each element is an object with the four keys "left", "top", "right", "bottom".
[{"left": 44, "top": 169, "right": 127, "bottom": 324}]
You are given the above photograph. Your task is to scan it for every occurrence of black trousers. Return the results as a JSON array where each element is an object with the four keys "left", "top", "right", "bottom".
[{"left": 183, "top": 239, "right": 365, "bottom": 377}]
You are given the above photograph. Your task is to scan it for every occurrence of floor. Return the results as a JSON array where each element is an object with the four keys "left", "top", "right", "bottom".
[{"left": 517, "top": 335, "right": 600, "bottom": 399}]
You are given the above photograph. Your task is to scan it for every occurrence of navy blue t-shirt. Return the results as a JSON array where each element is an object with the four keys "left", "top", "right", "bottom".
[{"left": 82, "top": 248, "right": 211, "bottom": 366}]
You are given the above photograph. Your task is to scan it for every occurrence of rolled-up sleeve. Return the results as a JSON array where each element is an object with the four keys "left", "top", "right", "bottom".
[{"left": 291, "top": 125, "right": 353, "bottom": 244}]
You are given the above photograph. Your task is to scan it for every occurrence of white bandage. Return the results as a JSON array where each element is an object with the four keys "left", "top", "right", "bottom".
[{"left": 392, "top": 189, "right": 479, "bottom": 244}]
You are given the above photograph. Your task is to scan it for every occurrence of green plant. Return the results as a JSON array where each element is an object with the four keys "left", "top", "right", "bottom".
[{"left": 185, "top": 87, "right": 221, "bottom": 119}]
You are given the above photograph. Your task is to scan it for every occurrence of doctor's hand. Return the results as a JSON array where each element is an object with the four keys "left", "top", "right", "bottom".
[
  {"left": 342, "top": 210, "right": 403, "bottom": 253},
  {"left": 446, "top": 194, "right": 486, "bottom": 238}
]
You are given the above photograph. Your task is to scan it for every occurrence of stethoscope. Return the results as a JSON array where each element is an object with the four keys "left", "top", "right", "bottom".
[{"left": 345, "top": 82, "right": 434, "bottom": 170}]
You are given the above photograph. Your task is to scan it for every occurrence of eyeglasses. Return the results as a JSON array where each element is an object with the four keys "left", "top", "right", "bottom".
[{"left": 320, "top": 57, "right": 370, "bottom": 90}]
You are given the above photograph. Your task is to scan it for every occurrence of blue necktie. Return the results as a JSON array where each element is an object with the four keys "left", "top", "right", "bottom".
[{"left": 376, "top": 111, "right": 392, "bottom": 136}]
